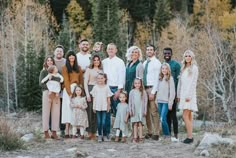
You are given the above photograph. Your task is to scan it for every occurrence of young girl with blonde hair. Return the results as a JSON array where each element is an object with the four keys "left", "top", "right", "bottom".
[{"left": 156, "top": 63, "right": 175, "bottom": 138}]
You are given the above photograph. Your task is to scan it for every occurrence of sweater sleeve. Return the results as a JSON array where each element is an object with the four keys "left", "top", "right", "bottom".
[
  {"left": 136, "top": 62, "right": 144, "bottom": 79},
  {"left": 62, "top": 66, "right": 72, "bottom": 96},
  {"left": 168, "top": 77, "right": 176, "bottom": 107},
  {"left": 39, "top": 69, "right": 48, "bottom": 90},
  {"left": 143, "top": 91, "right": 148, "bottom": 114},
  {"left": 41, "top": 74, "right": 50, "bottom": 83},
  {"left": 187, "top": 65, "right": 199, "bottom": 99},
  {"left": 177, "top": 74, "right": 181, "bottom": 99},
  {"left": 128, "top": 91, "right": 134, "bottom": 115},
  {"left": 84, "top": 68, "right": 90, "bottom": 97},
  {"left": 78, "top": 66, "right": 84, "bottom": 88},
  {"left": 58, "top": 73, "right": 64, "bottom": 83}
]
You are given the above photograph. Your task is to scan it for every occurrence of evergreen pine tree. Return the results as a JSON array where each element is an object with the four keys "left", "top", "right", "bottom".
[
  {"left": 93, "top": 0, "right": 120, "bottom": 55},
  {"left": 17, "top": 39, "right": 42, "bottom": 111},
  {"left": 58, "top": 13, "right": 75, "bottom": 52},
  {"left": 153, "top": 0, "right": 172, "bottom": 33}
]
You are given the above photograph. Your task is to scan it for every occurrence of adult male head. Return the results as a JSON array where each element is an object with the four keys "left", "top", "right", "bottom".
[
  {"left": 146, "top": 44, "right": 156, "bottom": 58},
  {"left": 79, "top": 39, "right": 90, "bottom": 54},
  {"left": 107, "top": 43, "right": 117, "bottom": 58},
  {"left": 54, "top": 45, "right": 64, "bottom": 60},
  {"left": 163, "top": 47, "right": 172, "bottom": 62}
]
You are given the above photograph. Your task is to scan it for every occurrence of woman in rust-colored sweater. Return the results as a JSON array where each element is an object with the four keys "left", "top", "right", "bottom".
[{"left": 61, "top": 50, "right": 83, "bottom": 138}]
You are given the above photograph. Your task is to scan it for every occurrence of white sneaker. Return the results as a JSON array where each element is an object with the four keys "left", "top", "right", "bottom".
[
  {"left": 103, "top": 135, "right": 111, "bottom": 142},
  {"left": 98, "top": 135, "right": 102, "bottom": 143},
  {"left": 171, "top": 137, "right": 179, "bottom": 142}
]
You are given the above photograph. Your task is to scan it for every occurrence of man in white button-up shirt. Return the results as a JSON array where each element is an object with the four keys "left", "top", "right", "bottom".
[
  {"left": 102, "top": 43, "right": 126, "bottom": 141},
  {"left": 76, "top": 39, "right": 91, "bottom": 73},
  {"left": 143, "top": 45, "right": 161, "bottom": 140}
]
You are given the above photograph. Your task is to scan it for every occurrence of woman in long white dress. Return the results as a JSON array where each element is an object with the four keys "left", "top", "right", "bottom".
[{"left": 177, "top": 50, "right": 198, "bottom": 144}]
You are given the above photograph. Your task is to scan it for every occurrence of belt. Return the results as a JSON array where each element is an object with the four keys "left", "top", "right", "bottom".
[
  {"left": 109, "top": 86, "right": 118, "bottom": 89},
  {"left": 145, "top": 85, "right": 153, "bottom": 89}
]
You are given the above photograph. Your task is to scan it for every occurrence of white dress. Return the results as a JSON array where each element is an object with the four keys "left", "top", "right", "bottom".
[
  {"left": 178, "top": 65, "right": 199, "bottom": 112},
  {"left": 61, "top": 83, "right": 77, "bottom": 123}
]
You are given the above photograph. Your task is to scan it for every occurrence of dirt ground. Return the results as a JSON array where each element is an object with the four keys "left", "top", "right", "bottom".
[{"left": 0, "top": 112, "right": 235, "bottom": 158}]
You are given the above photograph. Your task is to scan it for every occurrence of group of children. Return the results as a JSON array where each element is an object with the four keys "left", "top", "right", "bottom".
[{"left": 68, "top": 63, "right": 174, "bottom": 143}]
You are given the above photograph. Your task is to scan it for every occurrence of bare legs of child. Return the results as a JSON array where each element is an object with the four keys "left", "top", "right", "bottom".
[{"left": 133, "top": 122, "right": 143, "bottom": 143}]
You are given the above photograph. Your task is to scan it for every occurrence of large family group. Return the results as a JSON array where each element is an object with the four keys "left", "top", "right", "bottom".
[{"left": 39, "top": 39, "right": 198, "bottom": 144}]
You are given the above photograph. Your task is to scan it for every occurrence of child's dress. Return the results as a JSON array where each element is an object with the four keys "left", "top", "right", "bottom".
[
  {"left": 129, "top": 89, "right": 148, "bottom": 124},
  {"left": 70, "top": 96, "right": 89, "bottom": 128},
  {"left": 113, "top": 103, "right": 129, "bottom": 136}
]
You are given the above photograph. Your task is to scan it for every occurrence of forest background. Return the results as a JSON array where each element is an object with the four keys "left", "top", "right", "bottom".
[{"left": 0, "top": 0, "right": 235, "bottom": 124}]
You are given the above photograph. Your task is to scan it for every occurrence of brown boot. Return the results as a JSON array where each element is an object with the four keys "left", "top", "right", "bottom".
[
  {"left": 51, "top": 131, "right": 60, "bottom": 140},
  {"left": 121, "top": 137, "right": 126, "bottom": 143},
  {"left": 115, "top": 136, "right": 119, "bottom": 142},
  {"left": 44, "top": 131, "right": 50, "bottom": 139}
]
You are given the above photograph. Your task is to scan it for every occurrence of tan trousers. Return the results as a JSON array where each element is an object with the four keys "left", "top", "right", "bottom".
[
  {"left": 42, "top": 90, "right": 60, "bottom": 131},
  {"left": 145, "top": 88, "right": 160, "bottom": 135}
]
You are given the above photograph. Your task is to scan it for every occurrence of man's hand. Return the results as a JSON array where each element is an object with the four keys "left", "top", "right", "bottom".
[{"left": 149, "top": 94, "right": 155, "bottom": 101}]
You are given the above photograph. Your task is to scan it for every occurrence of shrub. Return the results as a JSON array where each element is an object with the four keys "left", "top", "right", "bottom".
[{"left": 0, "top": 119, "right": 24, "bottom": 151}]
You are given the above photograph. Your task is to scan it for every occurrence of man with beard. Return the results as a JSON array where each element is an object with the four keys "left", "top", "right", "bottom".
[
  {"left": 163, "top": 47, "right": 181, "bottom": 140},
  {"left": 143, "top": 45, "right": 161, "bottom": 140},
  {"left": 53, "top": 45, "right": 66, "bottom": 137},
  {"left": 76, "top": 39, "right": 91, "bottom": 73}
]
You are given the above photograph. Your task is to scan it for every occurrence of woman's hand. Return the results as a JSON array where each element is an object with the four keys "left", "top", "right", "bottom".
[
  {"left": 143, "top": 112, "right": 147, "bottom": 117},
  {"left": 93, "top": 110, "right": 96, "bottom": 113},
  {"left": 114, "top": 90, "right": 121, "bottom": 100},
  {"left": 149, "top": 94, "right": 155, "bottom": 101},
  {"left": 87, "top": 96, "right": 91, "bottom": 102},
  {"left": 107, "top": 106, "right": 111, "bottom": 113},
  {"left": 168, "top": 106, "right": 172, "bottom": 111},
  {"left": 176, "top": 98, "right": 180, "bottom": 102}
]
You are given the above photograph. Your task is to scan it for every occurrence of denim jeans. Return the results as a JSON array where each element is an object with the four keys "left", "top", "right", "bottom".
[
  {"left": 158, "top": 103, "right": 170, "bottom": 136},
  {"left": 109, "top": 86, "right": 120, "bottom": 117},
  {"left": 96, "top": 111, "right": 107, "bottom": 136},
  {"left": 105, "top": 86, "right": 120, "bottom": 136}
]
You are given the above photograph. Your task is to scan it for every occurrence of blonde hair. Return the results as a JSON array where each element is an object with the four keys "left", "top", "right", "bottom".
[
  {"left": 126, "top": 46, "right": 143, "bottom": 61},
  {"left": 181, "top": 50, "right": 197, "bottom": 74},
  {"left": 159, "top": 63, "right": 171, "bottom": 81},
  {"left": 93, "top": 42, "right": 103, "bottom": 51}
]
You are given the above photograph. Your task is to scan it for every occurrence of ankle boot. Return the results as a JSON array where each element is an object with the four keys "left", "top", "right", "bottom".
[
  {"left": 51, "top": 131, "right": 60, "bottom": 140},
  {"left": 115, "top": 136, "right": 119, "bottom": 142},
  {"left": 44, "top": 131, "right": 50, "bottom": 139}
]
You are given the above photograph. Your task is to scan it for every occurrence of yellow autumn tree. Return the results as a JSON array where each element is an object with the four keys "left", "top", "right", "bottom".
[{"left": 66, "top": 0, "right": 87, "bottom": 39}]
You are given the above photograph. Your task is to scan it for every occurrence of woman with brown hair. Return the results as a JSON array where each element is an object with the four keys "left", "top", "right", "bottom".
[
  {"left": 39, "top": 56, "right": 60, "bottom": 139},
  {"left": 84, "top": 55, "right": 103, "bottom": 139},
  {"left": 61, "top": 50, "right": 83, "bottom": 138}
]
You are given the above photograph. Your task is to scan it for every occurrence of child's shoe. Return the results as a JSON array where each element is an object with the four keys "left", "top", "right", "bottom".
[
  {"left": 121, "top": 137, "right": 126, "bottom": 143},
  {"left": 115, "top": 136, "right": 119, "bottom": 142},
  {"left": 98, "top": 135, "right": 102, "bottom": 143},
  {"left": 80, "top": 135, "right": 84, "bottom": 139},
  {"left": 44, "top": 131, "right": 50, "bottom": 139}
]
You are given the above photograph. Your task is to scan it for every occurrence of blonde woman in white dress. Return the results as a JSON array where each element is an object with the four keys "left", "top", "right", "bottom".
[{"left": 177, "top": 50, "right": 198, "bottom": 144}]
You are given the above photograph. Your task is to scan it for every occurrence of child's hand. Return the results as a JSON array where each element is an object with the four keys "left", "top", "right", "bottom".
[
  {"left": 143, "top": 112, "right": 147, "bottom": 117},
  {"left": 185, "top": 98, "right": 191, "bottom": 102},
  {"left": 93, "top": 110, "right": 96, "bottom": 113},
  {"left": 130, "top": 112, "right": 133, "bottom": 117},
  {"left": 124, "top": 118, "right": 128, "bottom": 124}
]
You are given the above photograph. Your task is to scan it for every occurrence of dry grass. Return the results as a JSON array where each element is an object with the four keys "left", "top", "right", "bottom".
[{"left": 0, "top": 119, "right": 24, "bottom": 151}]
